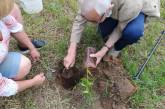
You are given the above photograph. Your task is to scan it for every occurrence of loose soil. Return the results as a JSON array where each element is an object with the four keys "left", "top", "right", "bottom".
[
  {"left": 55, "top": 58, "right": 138, "bottom": 109},
  {"left": 93, "top": 58, "right": 137, "bottom": 109}
]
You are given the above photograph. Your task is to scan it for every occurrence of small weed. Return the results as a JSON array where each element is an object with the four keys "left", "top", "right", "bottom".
[
  {"left": 102, "top": 79, "right": 111, "bottom": 97},
  {"left": 80, "top": 68, "right": 95, "bottom": 105}
]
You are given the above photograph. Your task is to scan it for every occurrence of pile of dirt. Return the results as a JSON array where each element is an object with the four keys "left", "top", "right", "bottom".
[{"left": 92, "top": 58, "right": 138, "bottom": 109}]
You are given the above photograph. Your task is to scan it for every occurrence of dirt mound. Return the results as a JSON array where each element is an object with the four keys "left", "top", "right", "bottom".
[{"left": 93, "top": 59, "right": 137, "bottom": 109}]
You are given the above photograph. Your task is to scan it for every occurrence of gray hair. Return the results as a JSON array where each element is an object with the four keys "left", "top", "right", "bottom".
[{"left": 79, "top": 0, "right": 112, "bottom": 16}]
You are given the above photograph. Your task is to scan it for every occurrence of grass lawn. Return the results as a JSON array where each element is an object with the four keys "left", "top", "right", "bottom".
[{"left": 0, "top": 0, "right": 165, "bottom": 109}]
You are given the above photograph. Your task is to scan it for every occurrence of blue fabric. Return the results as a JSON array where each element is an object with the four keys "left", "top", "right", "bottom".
[
  {"left": 0, "top": 52, "right": 22, "bottom": 78},
  {"left": 99, "top": 12, "right": 145, "bottom": 50}
]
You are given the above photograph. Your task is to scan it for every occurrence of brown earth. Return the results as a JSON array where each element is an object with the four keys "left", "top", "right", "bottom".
[
  {"left": 93, "top": 59, "right": 137, "bottom": 109},
  {"left": 55, "top": 61, "right": 84, "bottom": 90},
  {"left": 55, "top": 57, "right": 138, "bottom": 109}
]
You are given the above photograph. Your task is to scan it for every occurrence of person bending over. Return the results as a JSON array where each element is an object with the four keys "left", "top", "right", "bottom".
[{"left": 64, "top": 0, "right": 160, "bottom": 69}]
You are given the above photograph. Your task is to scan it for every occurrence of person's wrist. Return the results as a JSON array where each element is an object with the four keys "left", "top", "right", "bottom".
[
  {"left": 104, "top": 44, "right": 112, "bottom": 50},
  {"left": 102, "top": 45, "right": 109, "bottom": 53},
  {"left": 68, "top": 49, "right": 76, "bottom": 57},
  {"left": 30, "top": 78, "right": 37, "bottom": 86},
  {"left": 30, "top": 47, "right": 37, "bottom": 52},
  {"left": 68, "top": 42, "right": 77, "bottom": 54},
  {"left": 70, "top": 42, "right": 77, "bottom": 49},
  {"left": 98, "top": 47, "right": 108, "bottom": 58},
  {"left": 29, "top": 46, "right": 36, "bottom": 51}
]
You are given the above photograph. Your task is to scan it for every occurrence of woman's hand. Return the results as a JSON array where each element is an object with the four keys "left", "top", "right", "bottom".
[
  {"left": 32, "top": 73, "right": 46, "bottom": 86},
  {"left": 30, "top": 48, "right": 40, "bottom": 62},
  {"left": 12, "top": 32, "right": 40, "bottom": 62},
  {"left": 90, "top": 46, "right": 109, "bottom": 66},
  {"left": 16, "top": 73, "right": 45, "bottom": 93}
]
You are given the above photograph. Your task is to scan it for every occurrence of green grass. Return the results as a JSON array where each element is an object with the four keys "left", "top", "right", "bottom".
[
  {"left": 122, "top": 3, "right": 165, "bottom": 108},
  {"left": 79, "top": 68, "right": 96, "bottom": 105},
  {"left": 0, "top": 0, "right": 165, "bottom": 109}
]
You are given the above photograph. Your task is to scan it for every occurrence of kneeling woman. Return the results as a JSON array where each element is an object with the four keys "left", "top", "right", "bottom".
[{"left": 0, "top": 0, "right": 45, "bottom": 97}]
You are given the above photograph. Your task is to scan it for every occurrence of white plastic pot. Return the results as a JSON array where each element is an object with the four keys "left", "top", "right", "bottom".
[{"left": 18, "top": 0, "right": 43, "bottom": 14}]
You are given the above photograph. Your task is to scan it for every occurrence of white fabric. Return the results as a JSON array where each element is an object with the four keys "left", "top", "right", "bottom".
[
  {"left": 2, "top": 15, "right": 23, "bottom": 33},
  {"left": 0, "top": 74, "right": 18, "bottom": 97},
  {"left": 0, "top": 21, "right": 9, "bottom": 63},
  {"left": 0, "top": 21, "right": 10, "bottom": 39},
  {"left": 17, "top": 0, "right": 43, "bottom": 14},
  {"left": 0, "top": 43, "right": 8, "bottom": 64}
]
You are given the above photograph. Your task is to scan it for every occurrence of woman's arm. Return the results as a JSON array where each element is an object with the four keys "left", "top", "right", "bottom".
[
  {"left": 6, "top": 5, "right": 40, "bottom": 61},
  {"left": 12, "top": 31, "right": 36, "bottom": 51},
  {"left": 16, "top": 73, "right": 45, "bottom": 92},
  {"left": 2, "top": 15, "right": 40, "bottom": 61},
  {"left": 12, "top": 31, "right": 40, "bottom": 61},
  {"left": 0, "top": 73, "right": 45, "bottom": 97}
]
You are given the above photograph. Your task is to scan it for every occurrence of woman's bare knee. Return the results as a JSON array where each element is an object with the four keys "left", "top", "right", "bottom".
[{"left": 14, "top": 55, "right": 32, "bottom": 80}]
